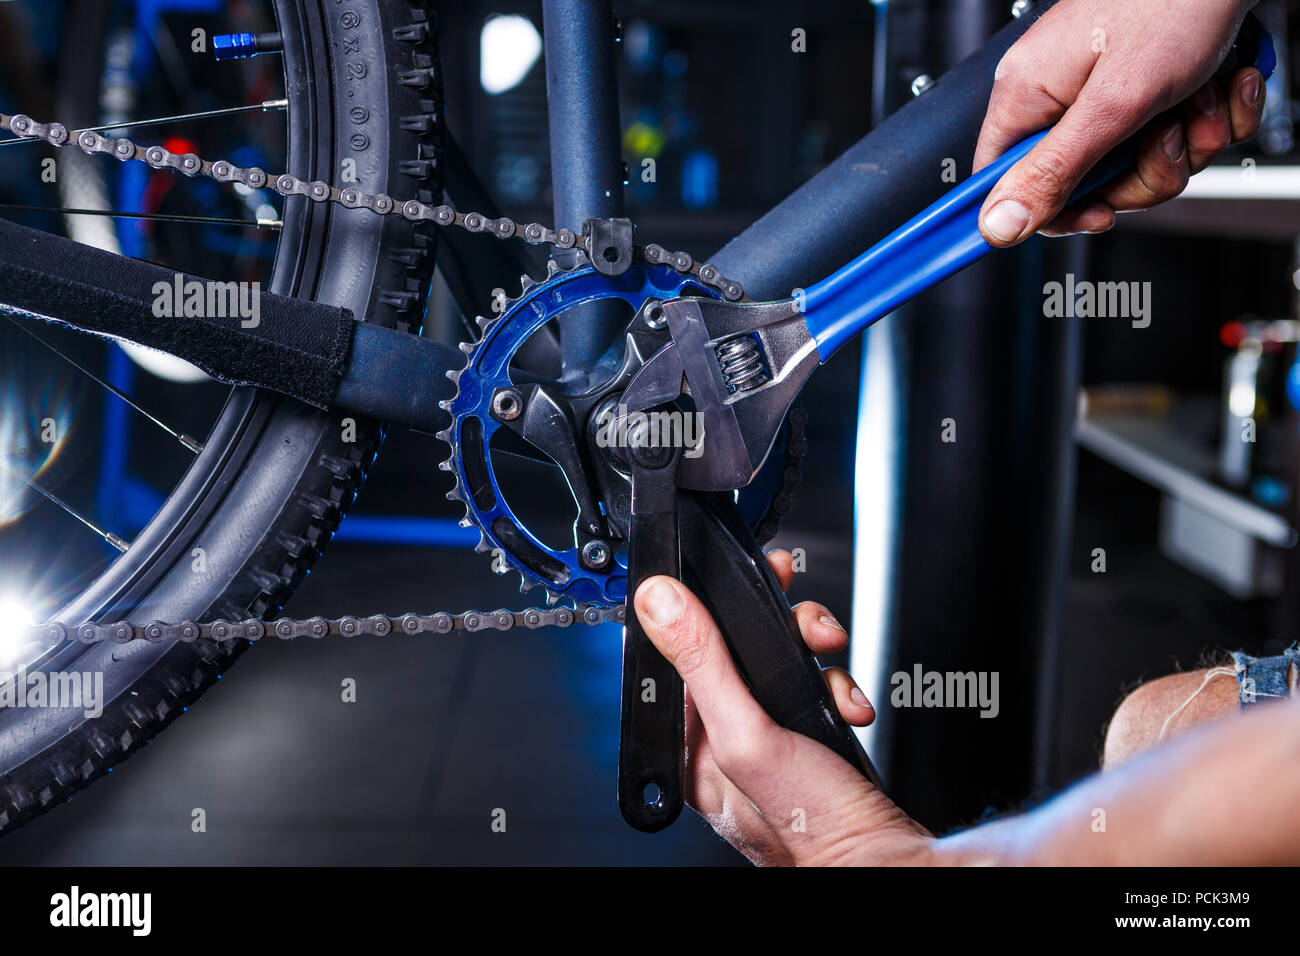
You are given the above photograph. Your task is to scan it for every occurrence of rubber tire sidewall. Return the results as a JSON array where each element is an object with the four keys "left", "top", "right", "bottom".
[{"left": 0, "top": 0, "right": 443, "bottom": 833}]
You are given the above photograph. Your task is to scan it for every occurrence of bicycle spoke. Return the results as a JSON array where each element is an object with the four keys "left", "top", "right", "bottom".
[
  {"left": 7, "top": 317, "right": 204, "bottom": 454},
  {"left": 0, "top": 205, "right": 281, "bottom": 229},
  {"left": 0, "top": 100, "right": 289, "bottom": 147},
  {"left": 0, "top": 462, "right": 129, "bottom": 553}
]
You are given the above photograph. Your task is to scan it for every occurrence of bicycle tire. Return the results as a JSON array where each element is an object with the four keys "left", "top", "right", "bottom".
[{"left": 0, "top": 0, "right": 444, "bottom": 835}]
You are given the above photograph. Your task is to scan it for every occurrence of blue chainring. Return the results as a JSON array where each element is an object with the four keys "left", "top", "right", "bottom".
[{"left": 443, "top": 260, "right": 789, "bottom": 607}]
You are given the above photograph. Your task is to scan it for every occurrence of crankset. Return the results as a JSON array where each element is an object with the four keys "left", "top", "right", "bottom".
[{"left": 439, "top": 250, "right": 802, "bottom": 607}]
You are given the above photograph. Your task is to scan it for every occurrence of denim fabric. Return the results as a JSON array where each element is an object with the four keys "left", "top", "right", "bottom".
[{"left": 1231, "top": 642, "right": 1300, "bottom": 708}]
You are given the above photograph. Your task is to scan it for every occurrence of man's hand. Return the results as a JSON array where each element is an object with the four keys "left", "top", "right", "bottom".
[
  {"left": 976, "top": 0, "right": 1266, "bottom": 245},
  {"left": 632, "top": 551, "right": 929, "bottom": 866},
  {"left": 634, "top": 553, "right": 1300, "bottom": 866}
]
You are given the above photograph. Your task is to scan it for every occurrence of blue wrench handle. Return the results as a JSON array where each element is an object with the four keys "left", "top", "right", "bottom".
[{"left": 803, "top": 18, "right": 1276, "bottom": 361}]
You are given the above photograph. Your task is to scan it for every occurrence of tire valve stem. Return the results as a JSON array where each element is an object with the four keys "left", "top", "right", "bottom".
[
  {"left": 714, "top": 334, "right": 770, "bottom": 392},
  {"left": 213, "top": 32, "right": 284, "bottom": 61}
]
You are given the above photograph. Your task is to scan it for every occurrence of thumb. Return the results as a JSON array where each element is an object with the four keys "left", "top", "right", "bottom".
[
  {"left": 634, "top": 577, "right": 867, "bottom": 808},
  {"left": 979, "top": 84, "right": 1145, "bottom": 247},
  {"left": 634, "top": 575, "right": 781, "bottom": 778}
]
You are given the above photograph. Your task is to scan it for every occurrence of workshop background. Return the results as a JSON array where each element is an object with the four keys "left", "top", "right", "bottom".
[{"left": 0, "top": 0, "right": 1297, "bottom": 864}]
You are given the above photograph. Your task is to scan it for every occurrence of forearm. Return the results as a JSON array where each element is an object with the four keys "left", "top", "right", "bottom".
[{"left": 925, "top": 698, "right": 1300, "bottom": 866}]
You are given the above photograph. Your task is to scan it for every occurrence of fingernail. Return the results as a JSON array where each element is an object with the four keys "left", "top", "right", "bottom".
[
  {"left": 641, "top": 579, "right": 684, "bottom": 626},
  {"left": 1242, "top": 72, "right": 1261, "bottom": 106},
  {"left": 982, "top": 199, "right": 1031, "bottom": 243},
  {"left": 819, "top": 614, "right": 845, "bottom": 632},
  {"left": 1193, "top": 83, "right": 1218, "bottom": 116},
  {"left": 1162, "top": 122, "right": 1185, "bottom": 163},
  {"left": 850, "top": 686, "right": 871, "bottom": 708}
]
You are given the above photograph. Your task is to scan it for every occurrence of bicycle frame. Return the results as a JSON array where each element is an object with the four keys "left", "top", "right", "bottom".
[{"left": 0, "top": 2, "right": 1056, "bottom": 430}]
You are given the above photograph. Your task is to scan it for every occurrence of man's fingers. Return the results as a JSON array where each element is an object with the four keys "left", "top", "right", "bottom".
[
  {"left": 1090, "top": 115, "right": 1189, "bottom": 213},
  {"left": 634, "top": 576, "right": 785, "bottom": 777},
  {"left": 823, "top": 667, "right": 875, "bottom": 727},
  {"left": 1226, "top": 67, "right": 1265, "bottom": 143},
  {"left": 792, "top": 601, "right": 849, "bottom": 655},
  {"left": 765, "top": 550, "right": 795, "bottom": 593},
  {"left": 787, "top": 603, "right": 872, "bottom": 725},
  {"left": 1040, "top": 200, "right": 1116, "bottom": 238},
  {"left": 1183, "top": 80, "right": 1232, "bottom": 174},
  {"left": 979, "top": 85, "right": 1144, "bottom": 247}
]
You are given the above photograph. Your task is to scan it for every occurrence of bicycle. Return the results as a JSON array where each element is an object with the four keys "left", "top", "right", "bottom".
[{"left": 0, "top": 0, "right": 1274, "bottom": 836}]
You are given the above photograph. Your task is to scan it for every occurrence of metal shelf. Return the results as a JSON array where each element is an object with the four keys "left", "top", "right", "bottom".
[
  {"left": 1078, "top": 394, "right": 1292, "bottom": 546},
  {"left": 1077, "top": 392, "right": 1295, "bottom": 597}
]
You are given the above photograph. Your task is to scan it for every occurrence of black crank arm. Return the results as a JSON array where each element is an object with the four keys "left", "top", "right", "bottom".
[
  {"left": 618, "top": 449, "right": 686, "bottom": 832},
  {"left": 679, "top": 492, "right": 883, "bottom": 788}
]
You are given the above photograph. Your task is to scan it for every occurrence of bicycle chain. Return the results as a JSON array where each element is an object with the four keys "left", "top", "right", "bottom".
[
  {"left": 0, "top": 110, "right": 803, "bottom": 645},
  {"left": 24, "top": 605, "right": 625, "bottom": 647},
  {"left": 0, "top": 112, "right": 746, "bottom": 301}
]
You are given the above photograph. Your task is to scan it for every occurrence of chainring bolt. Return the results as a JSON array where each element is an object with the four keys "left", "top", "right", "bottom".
[
  {"left": 581, "top": 540, "right": 612, "bottom": 570},
  {"left": 645, "top": 301, "right": 667, "bottom": 329},
  {"left": 492, "top": 388, "right": 524, "bottom": 421}
]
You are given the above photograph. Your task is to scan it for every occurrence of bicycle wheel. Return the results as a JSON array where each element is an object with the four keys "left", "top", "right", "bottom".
[{"left": 0, "top": 0, "right": 444, "bottom": 834}]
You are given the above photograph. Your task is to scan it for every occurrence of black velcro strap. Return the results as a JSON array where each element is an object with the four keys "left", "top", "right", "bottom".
[{"left": 0, "top": 217, "right": 354, "bottom": 410}]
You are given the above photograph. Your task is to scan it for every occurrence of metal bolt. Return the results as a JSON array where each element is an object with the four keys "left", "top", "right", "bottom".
[
  {"left": 910, "top": 74, "right": 935, "bottom": 97},
  {"left": 492, "top": 388, "right": 523, "bottom": 421},
  {"left": 582, "top": 540, "right": 611, "bottom": 569},
  {"left": 644, "top": 300, "right": 667, "bottom": 330},
  {"left": 628, "top": 422, "right": 674, "bottom": 469},
  {"left": 1011, "top": 0, "right": 1032, "bottom": 18}
]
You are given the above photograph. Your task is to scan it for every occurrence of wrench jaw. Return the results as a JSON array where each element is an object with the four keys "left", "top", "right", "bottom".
[{"left": 621, "top": 296, "right": 820, "bottom": 493}]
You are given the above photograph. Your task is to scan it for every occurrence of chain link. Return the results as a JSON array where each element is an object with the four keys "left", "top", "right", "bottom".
[{"left": 0, "top": 110, "right": 778, "bottom": 644}]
